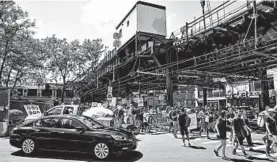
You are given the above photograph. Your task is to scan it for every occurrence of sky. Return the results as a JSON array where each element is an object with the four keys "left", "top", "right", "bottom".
[{"left": 14, "top": 0, "right": 247, "bottom": 61}]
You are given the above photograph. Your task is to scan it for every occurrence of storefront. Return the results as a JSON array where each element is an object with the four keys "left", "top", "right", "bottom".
[{"left": 197, "top": 83, "right": 226, "bottom": 109}]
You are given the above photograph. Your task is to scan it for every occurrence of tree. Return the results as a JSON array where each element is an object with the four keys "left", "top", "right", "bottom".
[
  {"left": 0, "top": 1, "right": 45, "bottom": 92},
  {"left": 43, "top": 35, "right": 104, "bottom": 102}
]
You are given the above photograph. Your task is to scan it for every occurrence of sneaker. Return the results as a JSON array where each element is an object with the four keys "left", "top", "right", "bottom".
[
  {"left": 188, "top": 143, "right": 191, "bottom": 147},
  {"left": 245, "top": 154, "right": 251, "bottom": 159},
  {"left": 222, "top": 156, "right": 228, "bottom": 160},
  {"left": 214, "top": 150, "right": 219, "bottom": 157}
]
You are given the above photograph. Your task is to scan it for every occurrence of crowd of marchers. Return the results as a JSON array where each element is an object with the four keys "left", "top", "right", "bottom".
[{"left": 109, "top": 104, "right": 277, "bottom": 160}]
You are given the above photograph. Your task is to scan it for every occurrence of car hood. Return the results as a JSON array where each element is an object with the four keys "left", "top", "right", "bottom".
[{"left": 92, "top": 127, "right": 133, "bottom": 138}]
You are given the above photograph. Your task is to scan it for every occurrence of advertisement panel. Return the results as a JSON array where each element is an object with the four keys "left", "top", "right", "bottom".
[
  {"left": 24, "top": 105, "right": 41, "bottom": 116},
  {"left": 188, "top": 113, "right": 197, "bottom": 130}
]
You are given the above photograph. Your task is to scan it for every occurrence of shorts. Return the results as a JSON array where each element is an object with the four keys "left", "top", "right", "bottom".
[
  {"left": 180, "top": 126, "right": 189, "bottom": 136},
  {"left": 217, "top": 133, "right": 227, "bottom": 140},
  {"left": 143, "top": 122, "right": 149, "bottom": 127}
]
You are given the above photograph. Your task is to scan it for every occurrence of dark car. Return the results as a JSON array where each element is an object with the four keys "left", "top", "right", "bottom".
[
  {"left": 10, "top": 115, "right": 138, "bottom": 160},
  {"left": 239, "top": 106, "right": 255, "bottom": 119}
]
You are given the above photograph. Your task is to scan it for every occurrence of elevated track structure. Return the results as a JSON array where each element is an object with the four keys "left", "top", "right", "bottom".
[{"left": 91, "top": 0, "right": 277, "bottom": 109}]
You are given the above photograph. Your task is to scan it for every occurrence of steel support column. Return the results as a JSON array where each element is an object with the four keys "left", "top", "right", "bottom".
[
  {"left": 203, "top": 88, "right": 207, "bottom": 107},
  {"left": 260, "top": 68, "right": 270, "bottom": 111},
  {"left": 166, "top": 68, "right": 173, "bottom": 106}
]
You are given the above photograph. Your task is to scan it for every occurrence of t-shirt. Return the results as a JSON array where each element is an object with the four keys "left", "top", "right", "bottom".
[
  {"left": 198, "top": 111, "right": 205, "bottom": 119},
  {"left": 143, "top": 113, "right": 150, "bottom": 123},
  {"left": 266, "top": 116, "right": 277, "bottom": 135},
  {"left": 217, "top": 118, "right": 227, "bottom": 134},
  {"left": 232, "top": 118, "right": 246, "bottom": 138},
  {"left": 178, "top": 113, "right": 187, "bottom": 127},
  {"left": 170, "top": 110, "right": 178, "bottom": 121}
]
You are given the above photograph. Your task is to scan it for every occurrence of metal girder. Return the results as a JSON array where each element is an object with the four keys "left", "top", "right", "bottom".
[{"left": 253, "top": 51, "right": 277, "bottom": 60}]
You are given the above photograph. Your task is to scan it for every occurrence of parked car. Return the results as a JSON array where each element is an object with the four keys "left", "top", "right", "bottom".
[
  {"left": 24, "top": 105, "right": 89, "bottom": 123},
  {"left": 238, "top": 106, "right": 255, "bottom": 119},
  {"left": 10, "top": 115, "right": 138, "bottom": 160}
]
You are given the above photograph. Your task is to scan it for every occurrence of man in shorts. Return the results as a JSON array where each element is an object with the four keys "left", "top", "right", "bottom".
[
  {"left": 232, "top": 109, "right": 250, "bottom": 158},
  {"left": 178, "top": 108, "right": 191, "bottom": 146}
]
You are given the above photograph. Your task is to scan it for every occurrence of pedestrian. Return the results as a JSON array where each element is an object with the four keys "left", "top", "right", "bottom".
[
  {"left": 178, "top": 108, "right": 191, "bottom": 147},
  {"left": 232, "top": 109, "right": 250, "bottom": 158},
  {"left": 166, "top": 106, "right": 173, "bottom": 133},
  {"left": 214, "top": 110, "right": 228, "bottom": 159},
  {"left": 242, "top": 110, "right": 254, "bottom": 148},
  {"left": 198, "top": 107, "right": 205, "bottom": 137},
  {"left": 205, "top": 111, "right": 214, "bottom": 139},
  {"left": 170, "top": 107, "right": 179, "bottom": 138},
  {"left": 143, "top": 108, "right": 150, "bottom": 133},
  {"left": 265, "top": 108, "right": 277, "bottom": 157}
]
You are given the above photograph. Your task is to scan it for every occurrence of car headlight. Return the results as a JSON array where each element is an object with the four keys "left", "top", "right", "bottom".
[{"left": 111, "top": 135, "right": 128, "bottom": 141}]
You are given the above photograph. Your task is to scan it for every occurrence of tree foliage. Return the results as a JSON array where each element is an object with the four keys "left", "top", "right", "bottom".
[
  {"left": 43, "top": 35, "right": 104, "bottom": 102},
  {"left": 0, "top": 1, "right": 45, "bottom": 92}
]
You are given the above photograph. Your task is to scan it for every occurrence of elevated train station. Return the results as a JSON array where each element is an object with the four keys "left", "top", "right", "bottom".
[{"left": 92, "top": 0, "right": 277, "bottom": 110}]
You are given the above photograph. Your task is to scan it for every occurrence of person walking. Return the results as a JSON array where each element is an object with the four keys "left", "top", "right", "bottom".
[
  {"left": 206, "top": 111, "right": 214, "bottom": 139},
  {"left": 242, "top": 110, "right": 254, "bottom": 148},
  {"left": 198, "top": 108, "right": 205, "bottom": 137},
  {"left": 265, "top": 108, "right": 277, "bottom": 157},
  {"left": 170, "top": 107, "right": 179, "bottom": 138},
  {"left": 178, "top": 108, "right": 191, "bottom": 147},
  {"left": 214, "top": 110, "right": 228, "bottom": 159},
  {"left": 232, "top": 109, "right": 250, "bottom": 158}
]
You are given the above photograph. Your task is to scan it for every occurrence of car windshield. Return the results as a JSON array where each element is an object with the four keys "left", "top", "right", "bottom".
[{"left": 77, "top": 116, "right": 105, "bottom": 130}]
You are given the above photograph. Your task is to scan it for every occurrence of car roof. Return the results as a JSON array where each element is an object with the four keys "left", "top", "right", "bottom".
[{"left": 41, "top": 114, "right": 83, "bottom": 119}]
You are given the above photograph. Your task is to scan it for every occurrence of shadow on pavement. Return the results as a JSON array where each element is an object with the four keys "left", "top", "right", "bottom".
[
  {"left": 188, "top": 145, "right": 206, "bottom": 150},
  {"left": 248, "top": 156, "right": 275, "bottom": 162},
  {"left": 249, "top": 149, "right": 266, "bottom": 154},
  {"left": 11, "top": 150, "right": 143, "bottom": 162}
]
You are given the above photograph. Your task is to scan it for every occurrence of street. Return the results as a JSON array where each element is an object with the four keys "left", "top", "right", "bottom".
[{"left": 1, "top": 131, "right": 276, "bottom": 162}]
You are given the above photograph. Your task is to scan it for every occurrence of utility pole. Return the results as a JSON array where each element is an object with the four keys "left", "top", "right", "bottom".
[{"left": 200, "top": 0, "right": 207, "bottom": 35}]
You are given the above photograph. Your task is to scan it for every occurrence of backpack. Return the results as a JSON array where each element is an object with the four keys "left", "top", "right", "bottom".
[
  {"left": 257, "top": 115, "right": 265, "bottom": 127},
  {"left": 185, "top": 116, "right": 191, "bottom": 127}
]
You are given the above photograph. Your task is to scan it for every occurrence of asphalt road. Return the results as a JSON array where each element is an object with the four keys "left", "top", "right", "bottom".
[{"left": 0, "top": 131, "right": 276, "bottom": 162}]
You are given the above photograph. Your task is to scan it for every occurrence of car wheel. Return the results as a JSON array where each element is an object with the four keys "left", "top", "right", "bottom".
[
  {"left": 21, "top": 138, "right": 36, "bottom": 155},
  {"left": 93, "top": 142, "right": 110, "bottom": 160}
]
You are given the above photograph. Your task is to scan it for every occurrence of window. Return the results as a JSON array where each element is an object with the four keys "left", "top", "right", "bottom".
[
  {"left": 34, "top": 118, "right": 59, "bottom": 128},
  {"left": 60, "top": 118, "right": 83, "bottom": 129},
  {"left": 77, "top": 106, "right": 88, "bottom": 115},
  {"left": 127, "top": 20, "right": 129, "bottom": 27},
  {"left": 76, "top": 116, "right": 104, "bottom": 130},
  {"left": 27, "top": 89, "right": 37, "bottom": 96},
  {"left": 47, "top": 107, "right": 63, "bottom": 115},
  {"left": 63, "top": 107, "right": 74, "bottom": 114}
]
